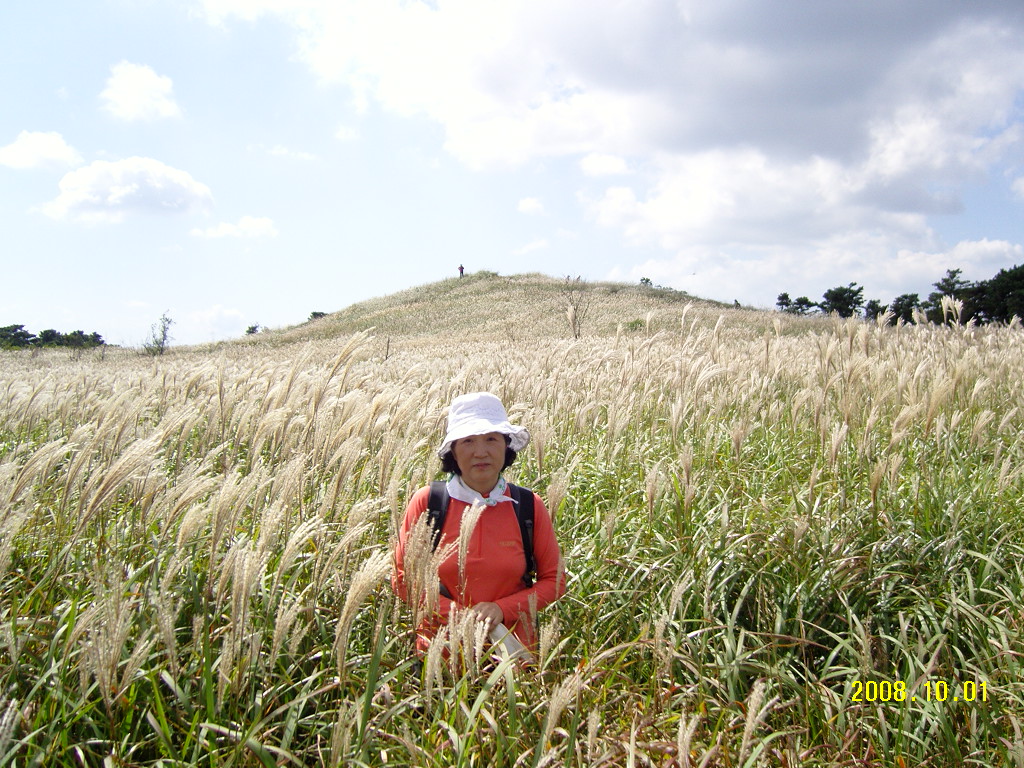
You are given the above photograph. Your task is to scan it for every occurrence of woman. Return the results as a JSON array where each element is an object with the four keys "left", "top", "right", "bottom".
[{"left": 392, "top": 392, "right": 564, "bottom": 657}]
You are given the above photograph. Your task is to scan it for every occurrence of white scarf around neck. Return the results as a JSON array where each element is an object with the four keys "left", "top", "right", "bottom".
[{"left": 446, "top": 474, "right": 514, "bottom": 507}]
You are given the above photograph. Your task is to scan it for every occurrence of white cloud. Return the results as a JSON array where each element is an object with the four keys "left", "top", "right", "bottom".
[
  {"left": 195, "top": 0, "right": 284, "bottom": 25},
  {"left": 43, "top": 157, "right": 212, "bottom": 222},
  {"left": 184, "top": 304, "right": 248, "bottom": 344},
  {"left": 269, "top": 146, "right": 315, "bottom": 160},
  {"left": 588, "top": 149, "right": 913, "bottom": 251},
  {"left": 195, "top": 2, "right": 1022, "bottom": 174},
  {"left": 195, "top": 1, "right": 1024, "bottom": 181},
  {"left": 1013, "top": 177, "right": 1024, "bottom": 200},
  {"left": 195, "top": 0, "right": 661, "bottom": 168},
  {"left": 100, "top": 61, "right": 182, "bottom": 121},
  {"left": 580, "top": 153, "right": 629, "bottom": 176},
  {"left": 938, "top": 239, "right": 1024, "bottom": 276},
  {"left": 608, "top": 236, "right": 1024, "bottom": 312},
  {"left": 513, "top": 238, "right": 549, "bottom": 255},
  {"left": 191, "top": 215, "right": 278, "bottom": 238},
  {"left": 335, "top": 124, "right": 360, "bottom": 141},
  {"left": 0, "top": 131, "right": 82, "bottom": 169},
  {"left": 859, "top": 24, "right": 1024, "bottom": 191},
  {"left": 199, "top": 0, "right": 1024, "bottom": 303},
  {"left": 517, "top": 197, "right": 544, "bottom": 215},
  {"left": 248, "top": 143, "right": 318, "bottom": 160}
]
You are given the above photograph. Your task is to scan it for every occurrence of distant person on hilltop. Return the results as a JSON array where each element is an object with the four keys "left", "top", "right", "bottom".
[
  {"left": 392, "top": 392, "right": 565, "bottom": 663},
  {"left": 458, "top": 264, "right": 465, "bottom": 278}
]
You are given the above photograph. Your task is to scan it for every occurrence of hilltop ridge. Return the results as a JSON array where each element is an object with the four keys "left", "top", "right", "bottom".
[{"left": 269, "top": 271, "right": 738, "bottom": 345}]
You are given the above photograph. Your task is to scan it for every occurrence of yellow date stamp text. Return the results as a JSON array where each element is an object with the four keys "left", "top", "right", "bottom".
[{"left": 850, "top": 678, "right": 988, "bottom": 703}]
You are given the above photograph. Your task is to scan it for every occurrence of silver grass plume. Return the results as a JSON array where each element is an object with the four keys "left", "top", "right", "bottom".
[
  {"left": 154, "top": 554, "right": 184, "bottom": 677},
  {"left": 210, "top": 463, "right": 271, "bottom": 555},
  {"left": 74, "top": 587, "right": 154, "bottom": 715},
  {"left": 738, "top": 678, "right": 774, "bottom": 765},
  {"left": 333, "top": 549, "right": 391, "bottom": 670},
  {"left": 176, "top": 496, "right": 212, "bottom": 550},
  {"left": 458, "top": 499, "right": 486, "bottom": 585},
  {"left": 256, "top": 500, "right": 287, "bottom": 557},
  {"left": 154, "top": 461, "right": 221, "bottom": 540},
  {"left": 312, "top": 516, "right": 373, "bottom": 597},
  {"left": 329, "top": 701, "right": 356, "bottom": 767},
  {"left": 587, "top": 710, "right": 601, "bottom": 763},
  {"left": 7, "top": 438, "right": 70, "bottom": 508},
  {"left": 445, "top": 607, "right": 489, "bottom": 678},
  {"left": 0, "top": 697, "right": 18, "bottom": 760},
  {"left": 216, "top": 538, "right": 270, "bottom": 703},
  {"left": 543, "top": 671, "right": 583, "bottom": 748},
  {"left": 424, "top": 630, "right": 447, "bottom": 700},
  {"left": 271, "top": 586, "right": 310, "bottom": 664},
  {"left": 539, "top": 616, "right": 560, "bottom": 668},
  {"left": 274, "top": 516, "right": 323, "bottom": 595},
  {"left": 676, "top": 711, "right": 700, "bottom": 768},
  {"left": 0, "top": 510, "right": 28, "bottom": 593},
  {"left": 399, "top": 511, "right": 456, "bottom": 628}
]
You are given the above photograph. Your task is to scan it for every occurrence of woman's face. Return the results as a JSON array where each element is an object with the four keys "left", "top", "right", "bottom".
[{"left": 452, "top": 431, "right": 505, "bottom": 494}]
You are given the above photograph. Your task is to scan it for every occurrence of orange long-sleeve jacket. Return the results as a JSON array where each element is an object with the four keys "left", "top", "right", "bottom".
[{"left": 392, "top": 484, "right": 565, "bottom": 655}]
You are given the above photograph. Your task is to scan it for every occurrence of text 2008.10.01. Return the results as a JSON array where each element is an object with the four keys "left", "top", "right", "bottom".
[{"left": 850, "top": 679, "right": 988, "bottom": 703}]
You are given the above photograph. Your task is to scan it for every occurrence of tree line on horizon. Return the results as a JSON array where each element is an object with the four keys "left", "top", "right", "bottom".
[
  {"left": 0, "top": 325, "right": 105, "bottom": 350},
  {"left": 777, "top": 264, "right": 1024, "bottom": 325}
]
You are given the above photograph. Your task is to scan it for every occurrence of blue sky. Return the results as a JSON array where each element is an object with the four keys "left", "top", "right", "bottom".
[{"left": 3, "top": 0, "right": 1024, "bottom": 346}]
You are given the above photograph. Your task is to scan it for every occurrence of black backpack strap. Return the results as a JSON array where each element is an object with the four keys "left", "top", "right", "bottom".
[
  {"left": 508, "top": 483, "right": 537, "bottom": 588},
  {"left": 426, "top": 481, "right": 449, "bottom": 549},
  {"left": 426, "top": 481, "right": 453, "bottom": 599}
]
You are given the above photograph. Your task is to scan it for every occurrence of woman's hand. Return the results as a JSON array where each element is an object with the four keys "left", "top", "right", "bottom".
[{"left": 470, "top": 601, "right": 503, "bottom": 630}]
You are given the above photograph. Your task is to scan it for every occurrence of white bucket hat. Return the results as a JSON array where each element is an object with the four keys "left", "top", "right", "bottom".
[{"left": 437, "top": 392, "right": 530, "bottom": 458}]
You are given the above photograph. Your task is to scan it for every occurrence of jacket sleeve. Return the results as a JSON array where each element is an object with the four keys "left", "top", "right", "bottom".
[
  {"left": 391, "top": 486, "right": 455, "bottom": 619},
  {"left": 492, "top": 492, "right": 565, "bottom": 626}
]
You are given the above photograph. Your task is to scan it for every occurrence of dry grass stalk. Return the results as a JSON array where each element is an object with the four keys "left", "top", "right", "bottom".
[
  {"left": 423, "top": 629, "right": 447, "bottom": 699},
  {"left": 543, "top": 670, "right": 583, "bottom": 748},
  {"left": 74, "top": 587, "right": 154, "bottom": 716},
  {"left": 737, "top": 678, "right": 771, "bottom": 764},
  {"left": 329, "top": 701, "right": 356, "bottom": 767},
  {"left": 333, "top": 549, "right": 391, "bottom": 669},
  {"left": 458, "top": 607, "right": 492, "bottom": 676},
  {"left": 7, "top": 438, "right": 69, "bottom": 508},
  {"left": 0, "top": 697, "right": 18, "bottom": 760},
  {"left": 457, "top": 500, "right": 486, "bottom": 585},
  {"left": 0, "top": 510, "right": 27, "bottom": 589},
  {"left": 397, "top": 511, "right": 456, "bottom": 630},
  {"left": 154, "top": 554, "right": 184, "bottom": 676},
  {"left": 539, "top": 616, "right": 560, "bottom": 668},
  {"left": 676, "top": 711, "right": 700, "bottom": 768},
  {"left": 216, "top": 539, "right": 270, "bottom": 702}
]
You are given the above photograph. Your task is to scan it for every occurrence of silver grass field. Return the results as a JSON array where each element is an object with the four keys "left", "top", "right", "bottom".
[{"left": 1, "top": 274, "right": 1023, "bottom": 767}]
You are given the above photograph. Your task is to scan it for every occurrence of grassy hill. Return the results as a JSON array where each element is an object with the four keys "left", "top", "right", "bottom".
[{"left": 267, "top": 271, "right": 746, "bottom": 345}]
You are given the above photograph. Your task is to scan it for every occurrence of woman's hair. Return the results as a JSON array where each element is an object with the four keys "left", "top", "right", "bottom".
[{"left": 441, "top": 434, "right": 517, "bottom": 475}]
